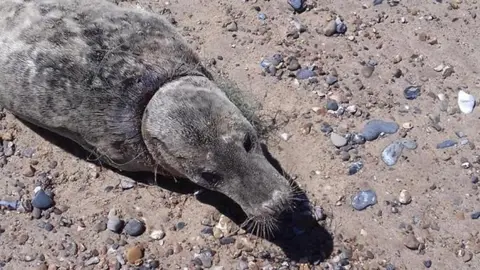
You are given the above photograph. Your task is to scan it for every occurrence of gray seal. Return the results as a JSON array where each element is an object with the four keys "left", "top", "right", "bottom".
[{"left": 0, "top": 0, "right": 295, "bottom": 234}]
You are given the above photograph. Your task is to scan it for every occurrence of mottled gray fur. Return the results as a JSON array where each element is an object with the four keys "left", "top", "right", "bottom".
[{"left": 0, "top": 0, "right": 294, "bottom": 231}]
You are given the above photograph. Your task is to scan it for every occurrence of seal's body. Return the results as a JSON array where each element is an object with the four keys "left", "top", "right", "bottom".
[{"left": 0, "top": 0, "right": 293, "bottom": 229}]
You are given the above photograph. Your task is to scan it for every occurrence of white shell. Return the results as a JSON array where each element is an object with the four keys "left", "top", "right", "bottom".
[{"left": 457, "top": 90, "right": 476, "bottom": 114}]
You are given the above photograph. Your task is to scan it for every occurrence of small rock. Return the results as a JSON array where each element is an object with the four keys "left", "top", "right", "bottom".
[
  {"left": 434, "top": 63, "right": 445, "bottom": 72},
  {"left": 348, "top": 161, "right": 363, "bottom": 175},
  {"left": 287, "top": 57, "right": 300, "bottom": 71},
  {"left": 326, "top": 99, "right": 339, "bottom": 111},
  {"left": 361, "top": 65, "right": 374, "bottom": 78},
  {"left": 150, "top": 230, "right": 166, "bottom": 240},
  {"left": 399, "top": 139, "right": 417, "bottom": 150},
  {"left": 398, "top": 190, "right": 412, "bottom": 204},
  {"left": 352, "top": 133, "right": 366, "bottom": 144},
  {"left": 32, "top": 189, "right": 54, "bottom": 210},
  {"left": 330, "top": 133, "right": 347, "bottom": 147},
  {"left": 279, "top": 132, "right": 291, "bottom": 141},
  {"left": 226, "top": 21, "right": 238, "bottom": 32},
  {"left": 124, "top": 219, "right": 146, "bottom": 237},
  {"left": 323, "top": 20, "right": 337, "bottom": 36},
  {"left": 392, "top": 55, "right": 402, "bottom": 64},
  {"left": 361, "top": 119, "right": 399, "bottom": 141},
  {"left": 458, "top": 90, "right": 475, "bottom": 114},
  {"left": 381, "top": 141, "right": 404, "bottom": 166},
  {"left": 296, "top": 68, "right": 315, "bottom": 80},
  {"left": 288, "top": 0, "right": 305, "bottom": 12},
  {"left": 404, "top": 86, "right": 421, "bottom": 100},
  {"left": 404, "top": 233, "right": 420, "bottom": 250},
  {"left": 120, "top": 179, "right": 136, "bottom": 190},
  {"left": 219, "top": 237, "right": 236, "bottom": 245},
  {"left": 107, "top": 217, "right": 124, "bottom": 233},
  {"left": 352, "top": 190, "right": 377, "bottom": 210},
  {"left": 471, "top": 212, "right": 480, "bottom": 219},
  {"left": 94, "top": 219, "right": 107, "bottom": 232},
  {"left": 325, "top": 75, "right": 338, "bottom": 85},
  {"left": 462, "top": 251, "right": 473, "bottom": 262},
  {"left": 320, "top": 123, "right": 333, "bottom": 134},
  {"left": 23, "top": 165, "right": 36, "bottom": 177},
  {"left": 175, "top": 222, "right": 186, "bottom": 230},
  {"left": 85, "top": 257, "right": 100, "bottom": 266},
  {"left": 340, "top": 151, "right": 350, "bottom": 161},
  {"left": 335, "top": 17, "right": 347, "bottom": 34},
  {"left": 126, "top": 246, "right": 143, "bottom": 264},
  {"left": 32, "top": 207, "right": 42, "bottom": 219},
  {"left": 423, "top": 259, "right": 432, "bottom": 268},
  {"left": 436, "top": 140, "right": 457, "bottom": 149},
  {"left": 442, "top": 65, "right": 454, "bottom": 78}
]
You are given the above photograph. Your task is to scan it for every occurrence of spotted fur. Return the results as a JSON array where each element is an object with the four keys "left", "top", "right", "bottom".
[{"left": 0, "top": 0, "right": 294, "bottom": 230}]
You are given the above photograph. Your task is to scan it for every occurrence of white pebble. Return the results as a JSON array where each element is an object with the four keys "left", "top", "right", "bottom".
[
  {"left": 150, "top": 230, "right": 166, "bottom": 240},
  {"left": 279, "top": 133, "right": 291, "bottom": 141},
  {"left": 398, "top": 189, "right": 412, "bottom": 204},
  {"left": 458, "top": 90, "right": 476, "bottom": 114}
]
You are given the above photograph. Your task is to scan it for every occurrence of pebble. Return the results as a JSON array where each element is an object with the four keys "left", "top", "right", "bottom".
[
  {"left": 335, "top": 17, "right": 347, "bottom": 34},
  {"left": 296, "top": 68, "right": 315, "bottom": 80},
  {"left": 360, "top": 119, "right": 399, "bottom": 141},
  {"left": 458, "top": 90, "right": 475, "bottom": 114},
  {"left": 436, "top": 140, "right": 457, "bottom": 149},
  {"left": 107, "top": 217, "right": 124, "bottom": 234},
  {"left": 442, "top": 65, "right": 454, "bottom": 78},
  {"left": 194, "top": 251, "right": 214, "bottom": 268},
  {"left": 404, "top": 86, "right": 421, "bottom": 100},
  {"left": 326, "top": 99, "right": 339, "bottom": 111},
  {"left": 398, "top": 190, "right": 412, "bottom": 204},
  {"left": 320, "top": 123, "right": 333, "bottom": 134},
  {"left": 124, "top": 219, "right": 146, "bottom": 237},
  {"left": 423, "top": 260, "right": 432, "bottom": 268},
  {"left": 351, "top": 190, "right": 377, "bottom": 210},
  {"left": 226, "top": 21, "right": 238, "bottom": 32},
  {"left": 287, "top": 57, "right": 300, "bottom": 71},
  {"left": 471, "top": 212, "right": 480, "bottom": 219},
  {"left": 120, "top": 179, "right": 136, "bottom": 190},
  {"left": 352, "top": 133, "right": 366, "bottom": 144},
  {"left": 94, "top": 219, "right": 107, "bottom": 232},
  {"left": 340, "top": 151, "right": 350, "bottom": 161},
  {"left": 348, "top": 161, "right": 363, "bottom": 175},
  {"left": 32, "top": 189, "right": 54, "bottom": 210},
  {"left": 150, "top": 230, "right": 166, "bottom": 240},
  {"left": 176, "top": 221, "right": 186, "bottom": 230},
  {"left": 325, "top": 75, "right": 338, "bottom": 85},
  {"left": 361, "top": 65, "right": 375, "bottom": 78},
  {"left": 400, "top": 139, "right": 417, "bottom": 149},
  {"left": 84, "top": 257, "right": 100, "bottom": 266},
  {"left": 404, "top": 233, "right": 420, "bottom": 250},
  {"left": 288, "top": 0, "right": 305, "bottom": 12},
  {"left": 219, "top": 237, "right": 236, "bottom": 245},
  {"left": 323, "top": 20, "right": 337, "bottom": 36},
  {"left": 126, "top": 246, "right": 143, "bottom": 264},
  {"left": 381, "top": 141, "right": 404, "bottom": 166},
  {"left": 32, "top": 207, "right": 42, "bottom": 219},
  {"left": 330, "top": 132, "right": 347, "bottom": 147}
]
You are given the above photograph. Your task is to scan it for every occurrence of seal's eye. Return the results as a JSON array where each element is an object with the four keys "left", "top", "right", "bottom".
[
  {"left": 243, "top": 133, "right": 253, "bottom": 152},
  {"left": 201, "top": 172, "right": 221, "bottom": 185}
]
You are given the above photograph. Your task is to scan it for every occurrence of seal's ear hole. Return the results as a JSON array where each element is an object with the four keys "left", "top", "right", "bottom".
[
  {"left": 243, "top": 133, "right": 253, "bottom": 152},
  {"left": 201, "top": 171, "right": 222, "bottom": 185}
]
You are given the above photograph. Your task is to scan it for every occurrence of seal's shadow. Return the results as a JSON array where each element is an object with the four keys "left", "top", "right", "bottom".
[{"left": 18, "top": 119, "right": 334, "bottom": 264}]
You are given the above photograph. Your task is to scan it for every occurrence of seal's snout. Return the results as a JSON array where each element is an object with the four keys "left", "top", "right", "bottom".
[{"left": 260, "top": 190, "right": 291, "bottom": 217}]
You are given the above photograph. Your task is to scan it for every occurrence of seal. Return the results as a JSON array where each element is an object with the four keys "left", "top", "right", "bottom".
[{"left": 0, "top": 0, "right": 295, "bottom": 235}]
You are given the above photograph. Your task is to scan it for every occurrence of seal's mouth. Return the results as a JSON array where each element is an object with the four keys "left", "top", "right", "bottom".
[{"left": 237, "top": 183, "right": 302, "bottom": 238}]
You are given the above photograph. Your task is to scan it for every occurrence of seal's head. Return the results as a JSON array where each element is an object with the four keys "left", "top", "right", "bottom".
[{"left": 142, "top": 76, "right": 294, "bottom": 235}]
